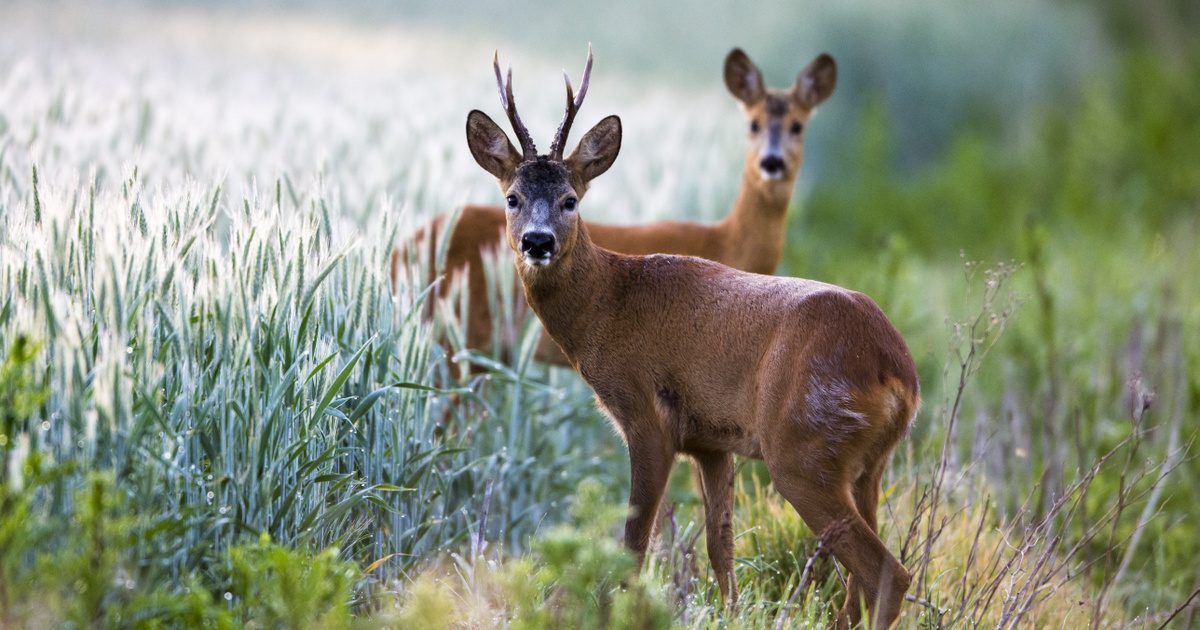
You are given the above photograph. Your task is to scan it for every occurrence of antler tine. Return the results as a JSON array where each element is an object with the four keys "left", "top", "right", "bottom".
[
  {"left": 493, "top": 51, "right": 537, "bottom": 160},
  {"left": 492, "top": 51, "right": 507, "bottom": 109},
  {"left": 549, "top": 44, "right": 594, "bottom": 160},
  {"left": 574, "top": 44, "right": 593, "bottom": 109}
]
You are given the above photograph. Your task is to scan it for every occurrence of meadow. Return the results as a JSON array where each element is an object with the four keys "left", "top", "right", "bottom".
[{"left": 1, "top": 1, "right": 1198, "bottom": 628}]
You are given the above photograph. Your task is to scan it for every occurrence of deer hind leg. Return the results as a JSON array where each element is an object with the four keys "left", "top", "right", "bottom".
[
  {"left": 839, "top": 382, "right": 913, "bottom": 625},
  {"left": 765, "top": 446, "right": 909, "bottom": 629},
  {"left": 695, "top": 451, "right": 737, "bottom": 606},
  {"left": 464, "top": 258, "right": 495, "bottom": 367},
  {"left": 840, "top": 453, "right": 892, "bottom": 626}
]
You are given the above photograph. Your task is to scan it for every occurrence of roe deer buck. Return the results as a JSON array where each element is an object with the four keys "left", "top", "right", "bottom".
[
  {"left": 392, "top": 47, "right": 836, "bottom": 367},
  {"left": 465, "top": 50, "right": 919, "bottom": 629}
]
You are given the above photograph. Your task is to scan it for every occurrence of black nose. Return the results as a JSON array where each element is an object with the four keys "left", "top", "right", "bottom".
[
  {"left": 520, "top": 231, "right": 556, "bottom": 258},
  {"left": 760, "top": 156, "right": 785, "bottom": 175}
]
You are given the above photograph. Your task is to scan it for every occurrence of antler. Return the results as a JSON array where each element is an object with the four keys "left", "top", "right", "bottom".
[
  {"left": 494, "top": 51, "right": 537, "bottom": 160},
  {"left": 549, "top": 44, "right": 593, "bottom": 160}
]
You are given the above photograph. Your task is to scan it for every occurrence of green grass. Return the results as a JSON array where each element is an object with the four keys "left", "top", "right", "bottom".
[{"left": 2, "top": 2, "right": 1199, "bottom": 628}]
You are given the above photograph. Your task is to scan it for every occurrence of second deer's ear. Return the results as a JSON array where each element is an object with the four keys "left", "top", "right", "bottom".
[
  {"left": 795, "top": 54, "right": 837, "bottom": 109},
  {"left": 566, "top": 115, "right": 621, "bottom": 188},
  {"left": 466, "top": 110, "right": 522, "bottom": 181},
  {"left": 724, "top": 48, "right": 765, "bottom": 105}
]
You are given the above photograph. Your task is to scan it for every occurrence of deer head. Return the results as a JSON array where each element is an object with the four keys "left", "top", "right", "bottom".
[
  {"left": 466, "top": 48, "right": 621, "bottom": 269},
  {"left": 724, "top": 49, "right": 836, "bottom": 182}
]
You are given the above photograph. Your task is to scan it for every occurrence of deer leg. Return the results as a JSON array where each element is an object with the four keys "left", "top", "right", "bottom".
[
  {"left": 840, "top": 456, "right": 889, "bottom": 626},
  {"left": 695, "top": 451, "right": 738, "bottom": 606},
  {"left": 623, "top": 435, "right": 675, "bottom": 567},
  {"left": 465, "top": 262, "right": 494, "bottom": 371},
  {"left": 767, "top": 458, "right": 909, "bottom": 629},
  {"left": 852, "top": 458, "right": 885, "bottom": 533}
]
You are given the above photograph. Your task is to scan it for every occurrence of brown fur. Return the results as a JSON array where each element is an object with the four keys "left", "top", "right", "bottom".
[
  {"left": 464, "top": 51, "right": 918, "bottom": 627},
  {"left": 391, "top": 49, "right": 835, "bottom": 367},
  {"left": 528, "top": 229, "right": 919, "bottom": 628}
]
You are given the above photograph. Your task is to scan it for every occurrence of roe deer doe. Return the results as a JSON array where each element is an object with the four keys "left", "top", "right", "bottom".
[
  {"left": 464, "top": 50, "right": 920, "bottom": 628},
  {"left": 393, "top": 47, "right": 836, "bottom": 367}
]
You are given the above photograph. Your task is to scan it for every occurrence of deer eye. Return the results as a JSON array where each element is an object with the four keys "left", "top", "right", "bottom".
[
  {"left": 506, "top": 195, "right": 518, "bottom": 209},
  {"left": 790, "top": 121, "right": 803, "bottom": 135},
  {"left": 563, "top": 197, "right": 577, "bottom": 211},
  {"left": 750, "top": 120, "right": 761, "bottom": 134}
]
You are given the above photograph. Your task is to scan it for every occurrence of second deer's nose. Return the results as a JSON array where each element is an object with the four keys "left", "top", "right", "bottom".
[
  {"left": 760, "top": 155, "right": 785, "bottom": 175},
  {"left": 521, "top": 231, "right": 556, "bottom": 258}
]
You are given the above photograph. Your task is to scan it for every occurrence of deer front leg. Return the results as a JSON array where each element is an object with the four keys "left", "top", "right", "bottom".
[
  {"left": 695, "top": 451, "right": 737, "bottom": 606},
  {"left": 623, "top": 433, "right": 675, "bottom": 567}
]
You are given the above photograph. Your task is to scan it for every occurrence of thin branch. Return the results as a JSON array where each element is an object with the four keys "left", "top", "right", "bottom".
[{"left": 1155, "top": 584, "right": 1200, "bottom": 630}]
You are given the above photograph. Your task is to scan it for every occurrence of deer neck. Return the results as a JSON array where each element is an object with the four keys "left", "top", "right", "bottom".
[
  {"left": 516, "top": 224, "right": 614, "bottom": 361},
  {"left": 719, "top": 158, "right": 795, "bottom": 274}
]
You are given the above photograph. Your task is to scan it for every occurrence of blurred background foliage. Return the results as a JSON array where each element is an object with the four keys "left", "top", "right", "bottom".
[{"left": 156, "top": 0, "right": 1113, "bottom": 174}]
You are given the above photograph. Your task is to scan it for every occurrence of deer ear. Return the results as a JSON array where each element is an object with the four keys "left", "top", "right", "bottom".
[
  {"left": 466, "top": 110, "right": 521, "bottom": 181},
  {"left": 566, "top": 115, "right": 621, "bottom": 187},
  {"left": 795, "top": 53, "right": 836, "bottom": 109},
  {"left": 724, "top": 48, "right": 765, "bottom": 105}
]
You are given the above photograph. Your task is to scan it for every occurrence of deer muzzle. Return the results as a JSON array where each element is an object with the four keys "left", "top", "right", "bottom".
[{"left": 520, "top": 230, "right": 557, "bottom": 265}]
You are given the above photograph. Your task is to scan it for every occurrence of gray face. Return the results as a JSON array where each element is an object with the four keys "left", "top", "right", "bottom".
[
  {"left": 503, "top": 159, "right": 581, "bottom": 267},
  {"left": 466, "top": 108, "right": 622, "bottom": 270}
]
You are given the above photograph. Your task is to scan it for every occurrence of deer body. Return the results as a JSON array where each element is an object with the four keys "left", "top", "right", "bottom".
[
  {"left": 466, "top": 50, "right": 917, "bottom": 628},
  {"left": 523, "top": 223, "right": 918, "bottom": 627},
  {"left": 528, "top": 235, "right": 917, "bottom": 463},
  {"left": 396, "top": 49, "right": 830, "bottom": 365}
]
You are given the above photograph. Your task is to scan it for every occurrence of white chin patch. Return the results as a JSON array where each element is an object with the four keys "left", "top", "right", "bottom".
[
  {"left": 759, "top": 169, "right": 786, "bottom": 181},
  {"left": 524, "top": 254, "right": 552, "bottom": 267}
]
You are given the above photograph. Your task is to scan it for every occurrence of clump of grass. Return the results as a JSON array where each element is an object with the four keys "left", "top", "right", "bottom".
[
  {"left": 1, "top": 470, "right": 368, "bottom": 628},
  {"left": 391, "top": 479, "right": 673, "bottom": 629},
  {"left": 222, "top": 533, "right": 360, "bottom": 629}
]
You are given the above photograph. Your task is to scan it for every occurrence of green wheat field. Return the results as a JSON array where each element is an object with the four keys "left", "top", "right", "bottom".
[{"left": 1, "top": 1, "right": 1198, "bottom": 627}]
